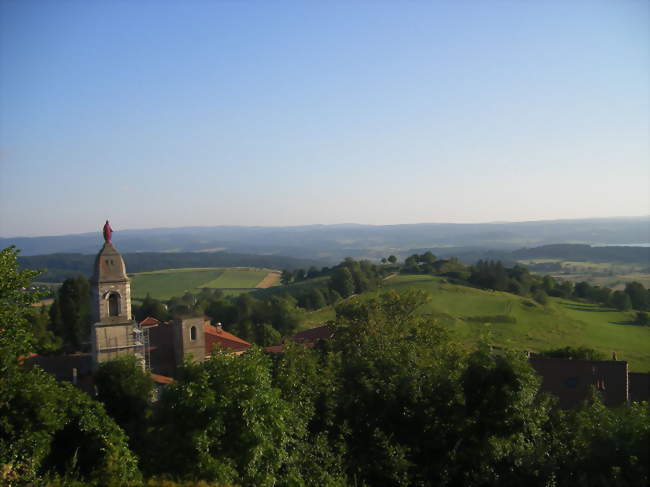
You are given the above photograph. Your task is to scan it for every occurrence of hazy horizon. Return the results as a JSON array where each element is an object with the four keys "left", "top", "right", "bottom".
[
  {"left": 2, "top": 214, "right": 649, "bottom": 239},
  {"left": 1, "top": 1, "right": 648, "bottom": 237}
]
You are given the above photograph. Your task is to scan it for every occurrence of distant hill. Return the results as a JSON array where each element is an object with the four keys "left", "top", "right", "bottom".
[
  {"left": 3, "top": 216, "right": 648, "bottom": 260},
  {"left": 19, "top": 251, "right": 324, "bottom": 282}
]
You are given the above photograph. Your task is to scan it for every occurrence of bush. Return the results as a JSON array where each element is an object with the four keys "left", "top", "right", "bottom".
[
  {"left": 636, "top": 311, "right": 649, "bottom": 326},
  {"left": 463, "top": 315, "right": 517, "bottom": 324}
]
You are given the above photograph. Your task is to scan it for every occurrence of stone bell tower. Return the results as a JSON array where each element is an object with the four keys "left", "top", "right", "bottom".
[{"left": 90, "top": 220, "right": 146, "bottom": 369}]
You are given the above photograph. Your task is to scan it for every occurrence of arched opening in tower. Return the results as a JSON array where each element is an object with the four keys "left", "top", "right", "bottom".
[{"left": 108, "top": 293, "right": 120, "bottom": 317}]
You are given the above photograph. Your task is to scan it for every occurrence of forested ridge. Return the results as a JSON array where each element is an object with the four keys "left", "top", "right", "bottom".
[{"left": 18, "top": 251, "right": 324, "bottom": 282}]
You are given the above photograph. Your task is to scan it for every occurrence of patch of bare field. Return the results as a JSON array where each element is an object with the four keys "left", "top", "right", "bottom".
[
  {"left": 32, "top": 298, "right": 53, "bottom": 307},
  {"left": 256, "top": 271, "right": 282, "bottom": 288}
]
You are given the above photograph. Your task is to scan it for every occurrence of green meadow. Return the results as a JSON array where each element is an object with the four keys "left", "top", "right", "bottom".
[
  {"left": 130, "top": 267, "right": 275, "bottom": 300},
  {"left": 295, "top": 274, "right": 650, "bottom": 372}
]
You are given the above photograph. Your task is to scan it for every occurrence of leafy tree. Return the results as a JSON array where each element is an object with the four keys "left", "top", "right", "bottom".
[
  {"left": 533, "top": 289, "right": 548, "bottom": 305},
  {"left": 149, "top": 348, "right": 301, "bottom": 485},
  {"left": 94, "top": 355, "right": 154, "bottom": 457},
  {"left": 329, "top": 291, "right": 466, "bottom": 485},
  {"left": 574, "top": 281, "right": 593, "bottom": 299},
  {"left": 0, "top": 247, "right": 139, "bottom": 484},
  {"left": 49, "top": 276, "right": 92, "bottom": 350},
  {"left": 542, "top": 275, "right": 556, "bottom": 294},
  {"left": 546, "top": 398, "right": 649, "bottom": 486},
  {"left": 329, "top": 267, "right": 355, "bottom": 298},
  {"left": 624, "top": 281, "right": 648, "bottom": 310},
  {"left": 551, "top": 280, "right": 574, "bottom": 299},
  {"left": 280, "top": 269, "right": 293, "bottom": 285},
  {"left": 636, "top": 311, "right": 649, "bottom": 326},
  {"left": 0, "top": 246, "right": 40, "bottom": 373},
  {"left": 134, "top": 293, "right": 170, "bottom": 322},
  {"left": 404, "top": 254, "right": 420, "bottom": 273},
  {"left": 254, "top": 322, "right": 282, "bottom": 346},
  {"left": 25, "top": 306, "right": 61, "bottom": 354},
  {"left": 272, "top": 342, "right": 348, "bottom": 486},
  {"left": 610, "top": 290, "right": 632, "bottom": 311},
  {"left": 387, "top": 255, "right": 397, "bottom": 264},
  {"left": 457, "top": 346, "right": 552, "bottom": 485},
  {"left": 420, "top": 251, "right": 436, "bottom": 264}
]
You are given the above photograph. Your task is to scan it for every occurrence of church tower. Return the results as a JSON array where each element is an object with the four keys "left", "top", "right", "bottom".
[{"left": 91, "top": 220, "right": 146, "bottom": 369}]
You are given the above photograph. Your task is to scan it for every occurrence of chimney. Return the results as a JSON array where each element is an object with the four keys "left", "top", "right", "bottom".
[{"left": 216, "top": 322, "right": 223, "bottom": 331}]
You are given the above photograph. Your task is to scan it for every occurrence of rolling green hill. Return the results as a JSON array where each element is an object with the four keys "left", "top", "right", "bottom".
[
  {"left": 130, "top": 267, "right": 276, "bottom": 300},
  {"left": 288, "top": 274, "right": 650, "bottom": 372}
]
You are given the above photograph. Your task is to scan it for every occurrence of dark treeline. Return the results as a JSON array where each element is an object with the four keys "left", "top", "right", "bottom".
[
  {"left": 132, "top": 258, "right": 386, "bottom": 345},
  {"left": 469, "top": 260, "right": 650, "bottom": 313},
  {"left": 18, "top": 251, "right": 325, "bottom": 282}
]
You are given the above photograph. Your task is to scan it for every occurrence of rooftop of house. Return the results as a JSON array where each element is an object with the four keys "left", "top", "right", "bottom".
[
  {"left": 204, "top": 323, "right": 251, "bottom": 354},
  {"left": 140, "top": 316, "right": 162, "bottom": 327},
  {"left": 150, "top": 373, "right": 174, "bottom": 385}
]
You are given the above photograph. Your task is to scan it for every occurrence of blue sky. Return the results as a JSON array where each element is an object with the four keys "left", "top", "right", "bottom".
[{"left": 1, "top": 0, "right": 648, "bottom": 237}]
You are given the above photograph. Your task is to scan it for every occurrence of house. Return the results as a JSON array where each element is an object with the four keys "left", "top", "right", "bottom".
[{"left": 528, "top": 355, "right": 633, "bottom": 408}]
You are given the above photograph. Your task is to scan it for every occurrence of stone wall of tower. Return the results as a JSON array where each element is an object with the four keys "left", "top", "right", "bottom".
[
  {"left": 90, "top": 240, "right": 141, "bottom": 369},
  {"left": 91, "top": 242, "right": 132, "bottom": 323},
  {"left": 92, "top": 279, "right": 132, "bottom": 323},
  {"left": 173, "top": 317, "right": 207, "bottom": 365}
]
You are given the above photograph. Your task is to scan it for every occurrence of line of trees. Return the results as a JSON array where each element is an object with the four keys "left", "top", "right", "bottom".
[{"left": 468, "top": 260, "right": 650, "bottom": 314}]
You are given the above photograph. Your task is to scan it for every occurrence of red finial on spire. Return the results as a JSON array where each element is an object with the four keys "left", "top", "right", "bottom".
[{"left": 103, "top": 220, "right": 113, "bottom": 243}]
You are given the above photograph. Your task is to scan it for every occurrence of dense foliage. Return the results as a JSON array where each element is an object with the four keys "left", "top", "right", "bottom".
[{"left": 0, "top": 247, "right": 139, "bottom": 485}]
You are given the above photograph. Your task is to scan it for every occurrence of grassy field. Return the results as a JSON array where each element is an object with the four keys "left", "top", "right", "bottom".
[
  {"left": 130, "top": 267, "right": 277, "bottom": 300},
  {"left": 519, "top": 259, "right": 650, "bottom": 289},
  {"left": 293, "top": 274, "right": 650, "bottom": 372}
]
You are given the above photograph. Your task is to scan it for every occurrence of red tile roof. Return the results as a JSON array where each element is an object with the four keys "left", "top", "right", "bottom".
[
  {"left": 151, "top": 373, "right": 174, "bottom": 385},
  {"left": 140, "top": 316, "right": 161, "bottom": 327},
  {"left": 204, "top": 323, "right": 251, "bottom": 354}
]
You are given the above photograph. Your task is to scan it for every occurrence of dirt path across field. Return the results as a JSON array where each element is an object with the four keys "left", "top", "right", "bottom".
[
  {"left": 383, "top": 273, "right": 398, "bottom": 281},
  {"left": 256, "top": 271, "right": 282, "bottom": 288}
]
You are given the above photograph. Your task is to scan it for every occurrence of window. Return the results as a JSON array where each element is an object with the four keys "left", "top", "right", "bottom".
[
  {"left": 190, "top": 326, "right": 197, "bottom": 341},
  {"left": 108, "top": 293, "right": 120, "bottom": 317}
]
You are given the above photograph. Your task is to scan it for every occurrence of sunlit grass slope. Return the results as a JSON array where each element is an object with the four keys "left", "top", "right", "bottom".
[
  {"left": 130, "top": 267, "right": 274, "bottom": 300},
  {"left": 296, "top": 274, "right": 650, "bottom": 372}
]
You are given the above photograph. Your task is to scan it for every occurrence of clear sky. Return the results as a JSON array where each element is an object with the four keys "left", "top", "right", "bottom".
[{"left": 1, "top": 0, "right": 648, "bottom": 237}]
